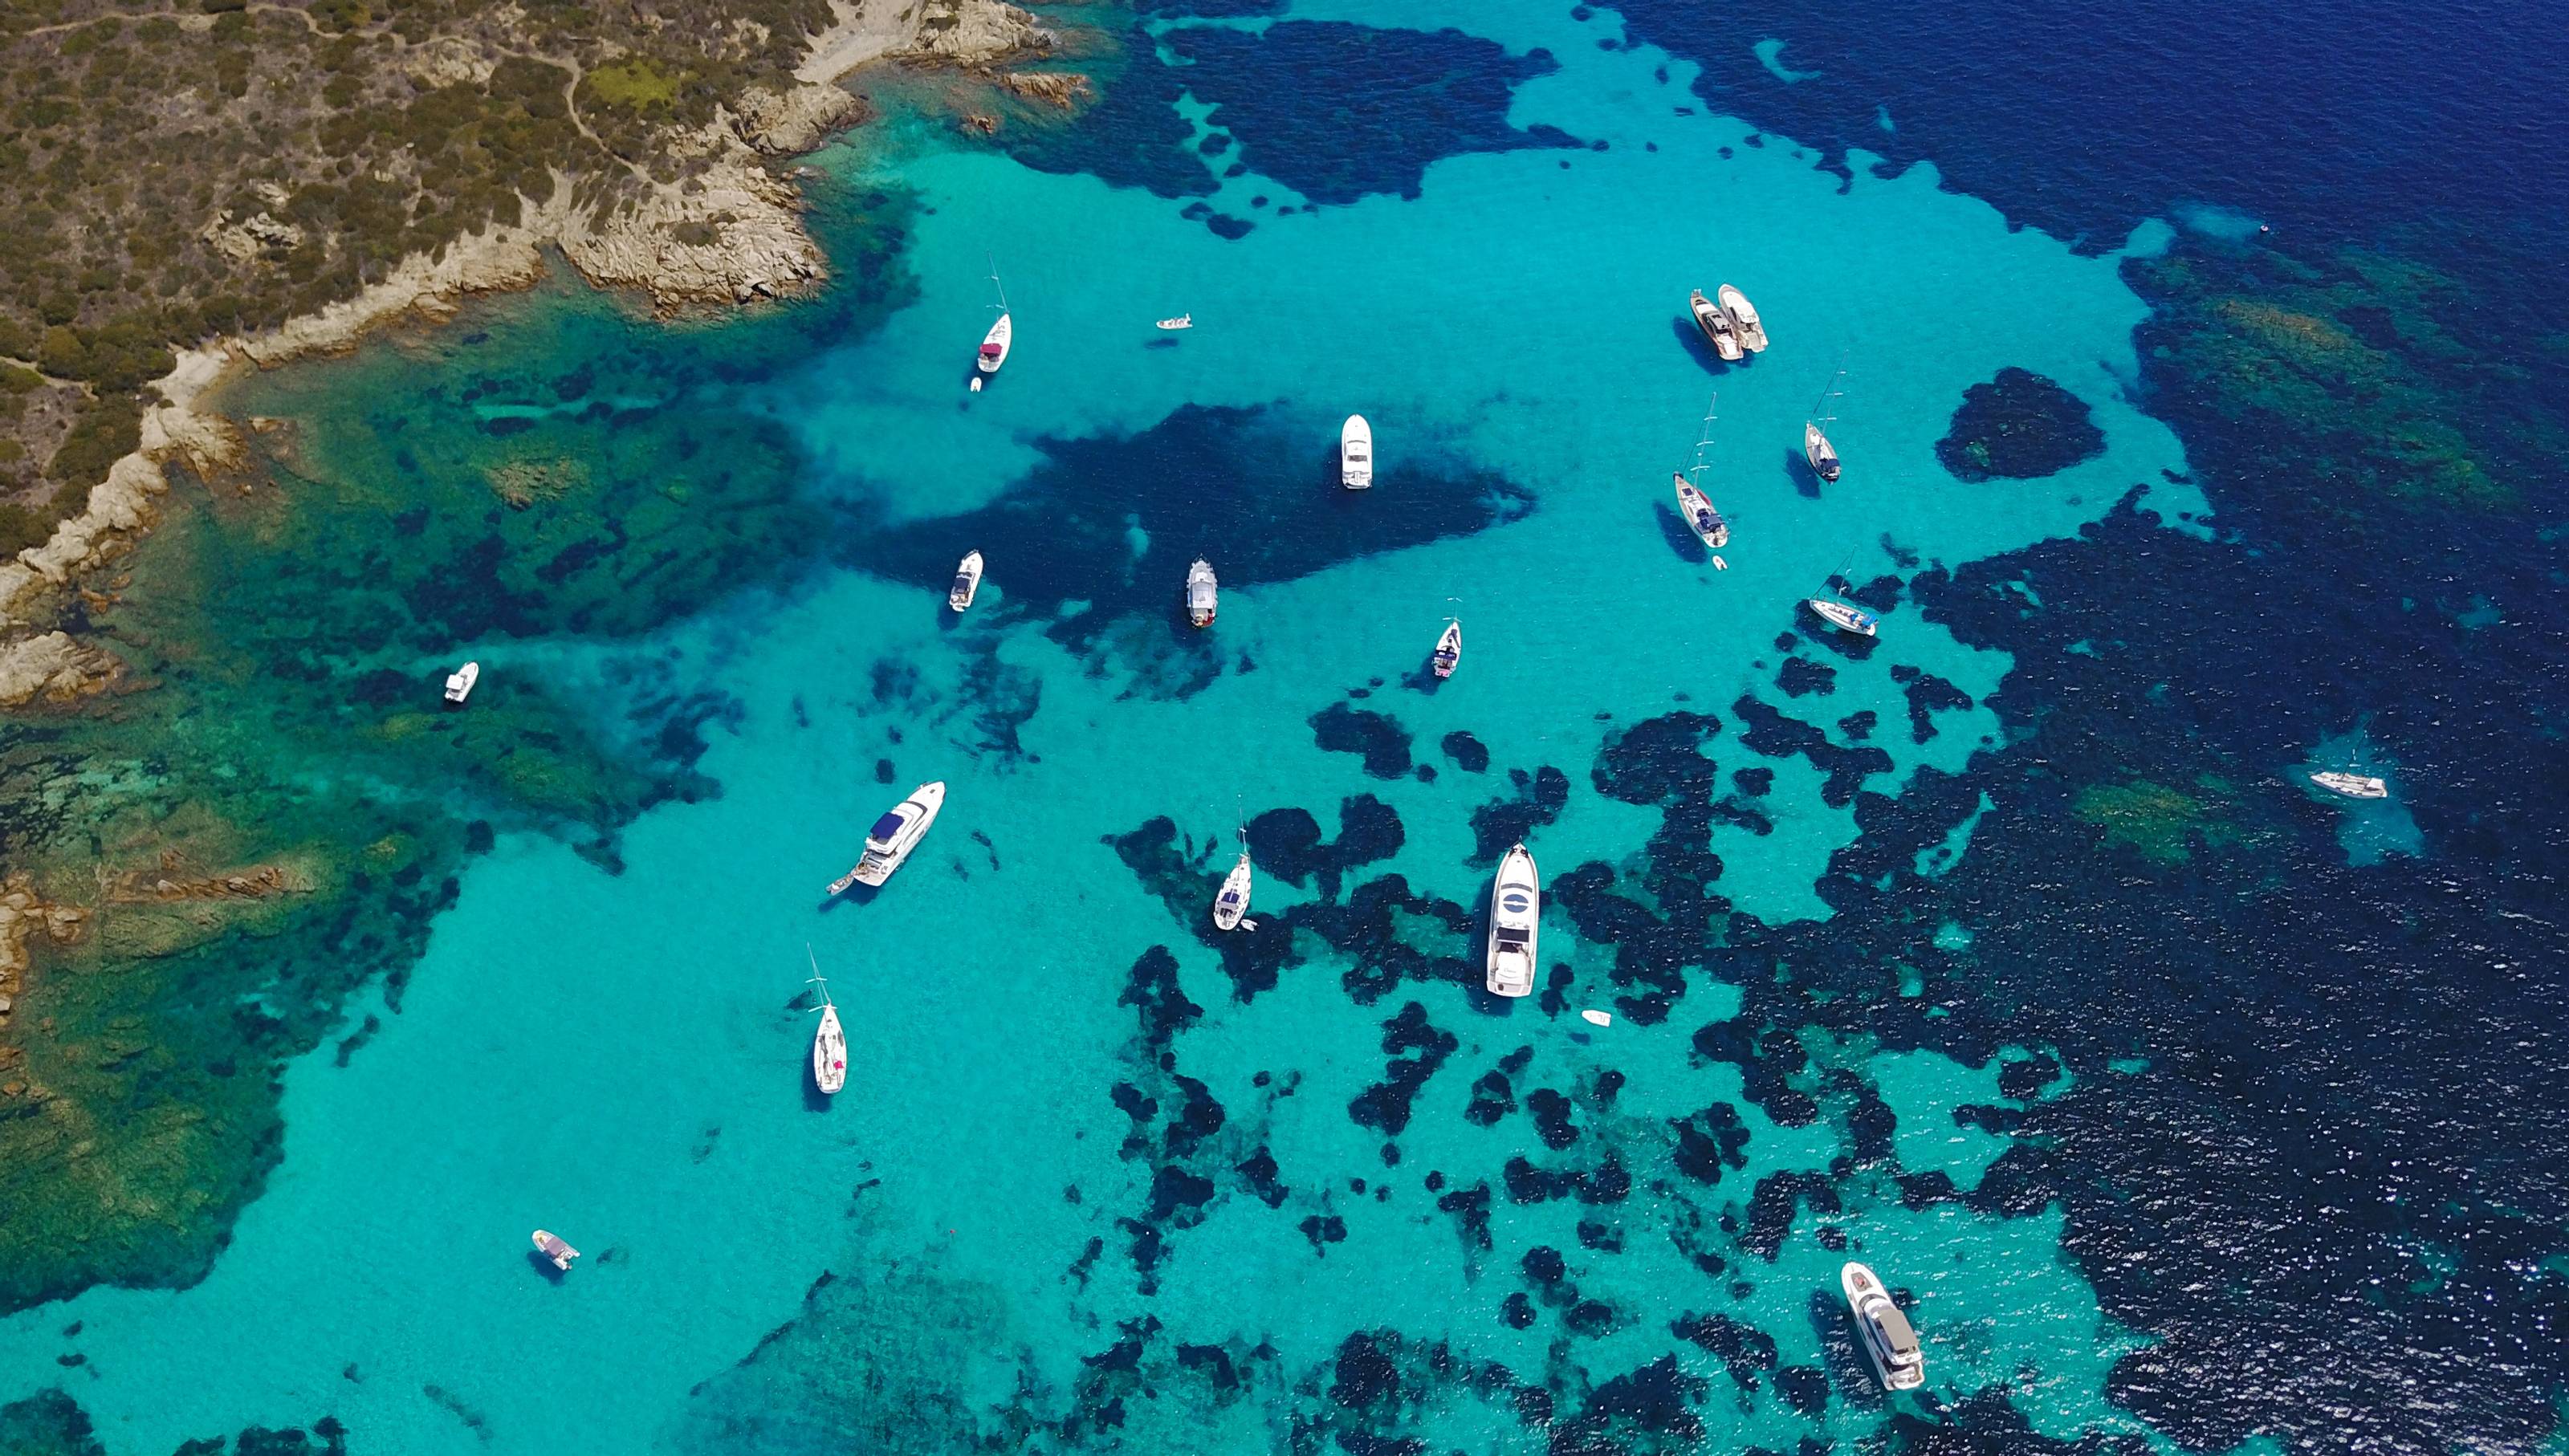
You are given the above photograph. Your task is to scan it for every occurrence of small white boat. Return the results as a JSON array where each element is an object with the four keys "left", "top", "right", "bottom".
[
  {"left": 1689, "top": 289, "right": 1743, "bottom": 361},
  {"left": 829, "top": 781, "right": 947, "bottom": 893},
  {"left": 2311, "top": 771, "right": 2388, "bottom": 799},
  {"left": 1156, "top": 314, "right": 1192, "bottom": 330},
  {"left": 1186, "top": 559, "right": 1219, "bottom": 628},
  {"left": 1842, "top": 1263, "right": 1924, "bottom": 1391},
  {"left": 1806, "top": 368, "right": 1846, "bottom": 483},
  {"left": 1484, "top": 844, "right": 1540, "bottom": 998},
  {"left": 1431, "top": 619, "right": 1461, "bottom": 679},
  {"left": 949, "top": 551, "right": 984, "bottom": 612},
  {"left": 1579, "top": 1008, "right": 1612, "bottom": 1027},
  {"left": 1212, "top": 849, "right": 1253, "bottom": 931},
  {"left": 1806, "top": 597, "right": 1879, "bottom": 636},
  {"left": 444, "top": 661, "right": 479, "bottom": 704},
  {"left": 976, "top": 266, "right": 1012, "bottom": 376},
  {"left": 1718, "top": 284, "right": 1769, "bottom": 352},
  {"left": 532, "top": 1230, "right": 579, "bottom": 1272},
  {"left": 807, "top": 948, "right": 846, "bottom": 1096},
  {"left": 1341, "top": 414, "right": 1374, "bottom": 490}
]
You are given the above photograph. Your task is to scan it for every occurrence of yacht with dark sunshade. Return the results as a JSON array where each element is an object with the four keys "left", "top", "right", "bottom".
[
  {"left": 1484, "top": 844, "right": 1540, "bottom": 998},
  {"left": 829, "top": 781, "right": 947, "bottom": 893}
]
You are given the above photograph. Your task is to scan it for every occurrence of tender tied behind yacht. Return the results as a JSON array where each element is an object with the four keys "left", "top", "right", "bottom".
[
  {"left": 1187, "top": 559, "right": 1219, "bottom": 628},
  {"left": 1689, "top": 290, "right": 1744, "bottom": 361},
  {"left": 444, "top": 661, "right": 479, "bottom": 704},
  {"left": 950, "top": 551, "right": 984, "bottom": 611},
  {"left": 2311, "top": 771, "right": 2388, "bottom": 799},
  {"left": 1804, "top": 421, "right": 1841, "bottom": 483},
  {"left": 1673, "top": 474, "right": 1729, "bottom": 549},
  {"left": 1431, "top": 620, "right": 1461, "bottom": 679},
  {"left": 1806, "top": 597, "right": 1878, "bottom": 636},
  {"left": 829, "top": 781, "right": 947, "bottom": 893},
  {"left": 1841, "top": 1263, "right": 1924, "bottom": 1391},
  {"left": 1212, "top": 850, "right": 1253, "bottom": 931},
  {"left": 1484, "top": 844, "right": 1540, "bottom": 998},
  {"left": 1341, "top": 414, "right": 1374, "bottom": 490},
  {"left": 1717, "top": 285, "right": 1769, "bottom": 352},
  {"left": 532, "top": 1230, "right": 579, "bottom": 1271}
]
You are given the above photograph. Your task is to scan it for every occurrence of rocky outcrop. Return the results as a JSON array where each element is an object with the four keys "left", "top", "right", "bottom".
[
  {"left": 998, "top": 71, "right": 1092, "bottom": 108},
  {"left": 0, "top": 874, "right": 88, "bottom": 1020},
  {"left": 734, "top": 82, "right": 871, "bottom": 155},
  {"left": 898, "top": 0, "right": 1048, "bottom": 62},
  {"left": 559, "top": 157, "right": 824, "bottom": 308},
  {"left": 0, "top": 631, "right": 116, "bottom": 706}
]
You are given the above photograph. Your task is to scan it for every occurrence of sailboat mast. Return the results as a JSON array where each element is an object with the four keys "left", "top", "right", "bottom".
[{"left": 1688, "top": 392, "right": 1717, "bottom": 477}]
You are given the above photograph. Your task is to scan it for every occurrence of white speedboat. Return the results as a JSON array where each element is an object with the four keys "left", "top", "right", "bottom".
[
  {"left": 1484, "top": 844, "right": 1540, "bottom": 998},
  {"left": 1156, "top": 314, "right": 1192, "bottom": 330},
  {"left": 949, "top": 551, "right": 984, "bottom": 612},
  {"left": 807, "top": 948, "right": 846, "bottom": 1095},
  {"left": 1689, "top": 289, "right": 1743, "bottom": 361},
  {"left": 1186, "top": 559, "right": 1219, "bottom": 628},
  {"left": 1431, "top": 620, "right": 1461, "bottom": 679},
  {"left": 1841, "top": 1263, "right": 1924, "bottom": 1391},
  {"left": 1804, "top": 421, "right": 1841, "bottom": 483},
  {"left": 1341, "top": 414, "right": 1374, "bottom": 490},
  {"left": 532, "top": 1230, "right": 580, "bottom": 1272},
  {"left": 2311, "top": 771, "right": 2388, "bottom": 799},
  {"left": 1718, "top": 284, "right": 1769, "bottom": 352},
  {"left": 976, "top": 266, "right": 1012, "bottom": 376},
  {"left": 444, "top": 661, "right": 479, "bottom": 704},
  {"left": 1674, "top": 474, "right": 1729, "bottom": 550},
  {"left": 1211, "top": 850, "right": 1252, "bottom": 931},
  {"left": 829, "top": 781, "right": 947, "bottom": 893},
  {"left": 1806, "top": 597, "right": 1879, "bottom": 636}
]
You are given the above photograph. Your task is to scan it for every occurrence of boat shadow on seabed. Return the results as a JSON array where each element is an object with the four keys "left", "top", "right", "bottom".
[{"left": 1671, "top": 316, "right": 1747, "bottom": 375}]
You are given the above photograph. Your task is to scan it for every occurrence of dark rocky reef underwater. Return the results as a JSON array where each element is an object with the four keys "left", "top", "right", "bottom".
[
  {"left": 0, "top": 1389, "right": 344, "bottom": 1456},
  {"left": 1932, "top": 368, "right": 2103, "bottom": 482}
]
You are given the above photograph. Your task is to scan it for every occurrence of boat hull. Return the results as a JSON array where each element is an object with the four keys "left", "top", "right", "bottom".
[
  {"left": 1485, "top": 844, "right": 1541, "bottom": 998},
  {"left": 833, "top": 782, "right": 947, "bottom": 892},
  {"left": 1804, "top": 424, "right": 1841, "bottom": 482},
  {"left": 977, "top": 314, "right": 1012, "bottom": 374},
  {"left": 1806, "top": 598, "right": 1878, "bottom": 636},
  {"left": 1187, "top": 559, "right": 1219, "bottom": 628},
  {"left": 1673, "top": 475, "right": 1730, "bottom": 550},
  {"left": 2311, "top": 771, "right": 2388, "bottom": 799},
  {"left": 1431, "top": 621, "right": 1461, "bottom": 679},
  {"left": 1841, "top": 1263, "right": 1924, "bottom": 1391},
  {"left": 1689, "top": 291, "right": 1744, "bottom": 361},
  {"left": 1718, "top": 284, "right": 1769, "bottom": 352},
  {"left": 1341, "top": 414, "right": 1374, "bottom": 490},
  {"left": 1212, "top": 852, "right": 1252, "bottom": 931},
  {"left": 812, "top": 1003, "right": 847, "bottom": 1094},
  {"left": 444, "top": 661, "right": 479, "bottom": 704},
  {"left": 950, "top": 551, "right": 984, "bottom": 611}
]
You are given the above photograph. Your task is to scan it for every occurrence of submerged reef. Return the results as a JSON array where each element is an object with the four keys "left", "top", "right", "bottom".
[{"left": 1932, "top": 368, "right": 2105, "bottom": 482}]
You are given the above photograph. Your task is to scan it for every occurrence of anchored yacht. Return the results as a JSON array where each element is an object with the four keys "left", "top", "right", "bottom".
[
  {"left": 1156, "top": 314, "right": 1192, "bottom": 330},
  {"left": 1806, "top": 597, "right": 1879, "bottom": 636},
  {"left": 829, "top": 781, "right": 947, "bottom": 893},
  {"left": 1341, "top": 414, "right": 1374, "bottom": 490},
  {"left": 807, "top": 948, "right": 846, "bottom": 1095},
  {"left": 1672, "top": 395, "right": 1729, "bottom": 549},
  {"left": 2311, "top": 771, "right": 2388, "bottom": 799},
  {"left": 1841, "top": 1263, "right": 1924, "bottom": 1391},
  {"left": 975, "top": 266, "right": 1012, "bottom": 380},
  {"left": 1431, "top": 619, "right": 1462, "bottom": 679},
  {"left": 532, "top": 1230, "right": 580, "bottom": 1272},
  {"left": 1718, "top": 285, "right": 1769, "bottom": 352},
  {"left": 1806, "top": 368, "right": 1846, "bottom": 483},
  {"left": 444, "top": 661, "right": 479, "bottom": 705},
  {"left": 1689, "top": 290, "right": 1744, "bottom": 361},
  {"left": 949, "top": 551, "right": 985, "bottom": 612},
  {"left": 1187, "top": 559, "right": 1219, "bottom": 628},
  {"left": 1212, "top": 850, "right": 1253, "bottom": 931},
  {"left": 1484, "top": 844, "right": 1540, "bottom": 998}
]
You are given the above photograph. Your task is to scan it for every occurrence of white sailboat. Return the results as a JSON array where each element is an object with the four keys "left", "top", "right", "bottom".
[
  {"left": 1672, "top": 395, "right": 1729, "bottom": 550},
  {"left": 974, "top": 266, "right": 1011, "bottom": 382},
  {"left": 1212, "top": 848, "right": 1253, "bottom": 931},
  {"left": 1156, "top": 313, "right": 1192, "bottom": 330},
  {"left": 531, "top": 1230, "right": 580, "bottom": 1272},
  {"left": 806, "top": 946, "right": 846, "bottom": 1096},
  {"left": 1431, "top": 619, "right": 1461, "bottom": 679},
  {"left": 1806, "top": 596, "right": 1879, "bottom": 636},
  {"left": 1484, "top": 844, "right": 1541, "bottom": 998},
  {"left": 2310, "top": 771, "right": 2388, "bottom": 799},
  {"left": 828, "top": 781, "right": 947, "bottom": 893},
  {"left": 1689, "top": 289, "right": 1744, "bottom": 361},
  {"left": 1841, "top": 1263, "right": 1924, "bottom": 1391},
  {"left": 1805, "top": 368, "right": 1845, "bottom": 483},
  {"left": 1341, "top": 414, "right": 1374, "bottom": 490},
  {"left": 1718, "top": 284, "right": 1769, "bottom": 352},
  {"left": 1186, "top": 559, "right": 1219, "bottom": 628},
  {"left": 444, "top": 661, "right": 479, "bottom": 704},
  {"left": 949, "top": 551, "right": 984, "bottom": 611}
]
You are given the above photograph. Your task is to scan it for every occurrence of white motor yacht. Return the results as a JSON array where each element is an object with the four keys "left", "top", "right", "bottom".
[
  {"left": 1484, "top": 844, "right": 1540, "bottom": 998},
  {"left": 1156, "top": 314, "right": 1192, "bottom": 330},
  {"left": 1718, "top": 284, "right": 1769, "bottom": 352},
  {"left": 532, "top": 1230, "right": 580, "bottom": 1272},
  {"left": 1841, "top": 1262, "right": 1924, "bottom": 1391},
  {"left": 807, "top": 949, "right": 846, "bottom": 1095},
  {"left": 1674, "top": 474, "right": 1729, "bottom": 550},
  {"left": 949, "top": 551, "right": 985, "bottom": 611},
  {"left": 829, "top": 781, "right": 947, "bottom": 893},
  {"left": 1187, "top": 559, "right": 1219, "bottom": 628},
  {"left": 444, "top": 661, "right": 479, "bottom": 705},
  {"left": 1806, "top": 597, "right": 1879, "bottom": 637},
  {"left": 1341, "top": 414, "right": 1374, "bottom": 490},
  {"left": 1689, "top": 290, "right": 1744, "bottom": 361},
  {"left": 1212, "top": 850, "right": 1253, "bottom": 931},
  {"left": 1431, "top": 620, "right": 1461, "bottom": 679},
  {"left": 2311, "top": 771, "right": 2389, "bottom": 799}
]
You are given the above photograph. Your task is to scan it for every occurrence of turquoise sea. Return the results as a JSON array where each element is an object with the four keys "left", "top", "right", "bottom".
[{"left": 10, "top": 0, "right": 2492, "bottom": 1448}]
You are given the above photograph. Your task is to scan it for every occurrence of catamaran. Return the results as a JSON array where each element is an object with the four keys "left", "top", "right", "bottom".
[
  {"left": 1431, "top": 619, "right": 1461, "bottom": 679},
  {"left": 1672, "top": 395, "right": 1730, "bottom": 550},
  {"left": 1805, "top": 368, "right": 1845, "bottom": 483},
  {"left": 1718, "top": 284, "right": 1769, "bottom": 352},
  {"left": 949, "top": 551, "right": 984, "bottom": 611},
  {"left": 1341, "top": 414, "right": 1374, "bottom": 490},
  {"left": 1187, "top": 559, "right": 1219, "bottom": 628},
  {"left": 1841, "top": 1263, "right": 1924, "bottom": 1391},
  {"left": 532, "top": 1230, "right": 580, "bottom": 1272},
  {"left": 2311, "top": 771, "right": 2388, "bottom": 799},
  {"left": 444, "top": 661, "right": 479, "bottom": 705},
  {"left": 1212, "top": 849, "right": 1253, "bottom": 931},
  {"left": 1688, "top": 289, "right": 1744, "bottom": 361},
  {"left": 975, "top": 266, "right": 1012, "bottom": 383},
  {"left": 1485, "top": 844, "right": 1540, "bottom": 998},
  {"left": 828, "top": 781, "right": 947, "bottom": 893},
  {"left": 807, "top": 946, "right": 846, "bottom": 1096}
]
